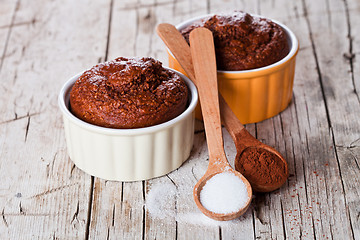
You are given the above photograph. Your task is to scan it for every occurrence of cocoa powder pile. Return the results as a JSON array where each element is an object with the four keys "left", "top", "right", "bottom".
[{"left": 235, "top": 147, "right": 288, "bottom": 192}]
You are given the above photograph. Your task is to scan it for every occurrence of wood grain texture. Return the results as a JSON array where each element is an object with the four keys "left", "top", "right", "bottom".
[
  {"left": 0, "top": 0, "right": 359, "bottom": 239},
  {"left": 0, "top": 0, "right": 110, "bottom": 238}
]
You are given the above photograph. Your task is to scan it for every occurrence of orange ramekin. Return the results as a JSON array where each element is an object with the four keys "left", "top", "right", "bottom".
[{"left": 168, "top": 14, "right": 299, "bottom": 124}]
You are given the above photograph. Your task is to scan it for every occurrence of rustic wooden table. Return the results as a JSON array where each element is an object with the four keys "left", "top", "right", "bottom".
[{"left": 1, "top": 0, "right": 359, "bottom": 239}]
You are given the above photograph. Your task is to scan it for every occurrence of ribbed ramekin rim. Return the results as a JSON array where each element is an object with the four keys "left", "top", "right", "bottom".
[
  {"left": 58, "top": 68, "right": 198, "bottom": 136},
  {"left": 171, "top": 12, "right": 299, "bottom": 74}
]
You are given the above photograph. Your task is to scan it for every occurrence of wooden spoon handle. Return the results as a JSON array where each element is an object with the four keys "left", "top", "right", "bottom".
[
  {"left": 189, "top": 28, "right": 226, "bottom": 162},
  {"left": 156, "top": 23, "right": 196, "bottom": 81},
  {"left": 157, "top": 23, "right": 246, "bottom": 139},
  {"left": 219, "top": 95, "right": 245, "bottom": 140}
]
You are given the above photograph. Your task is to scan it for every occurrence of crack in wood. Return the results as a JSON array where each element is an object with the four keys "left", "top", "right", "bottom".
[
  {"left": 111, "top": 204, "right": 115, "bottom": 227},
  {"left": 2, "top": 207, "right": 8, "bottom": 227},
  {"left": 85, "top": 176, "right": 94, "bottom": 240},
  {"left": 191, "top": 165, "right": 198, "bottom": 181},
  {"left": 0, "top": 18, "right": 37, "bottom": 29},
  {"left": 31, "top": 183, "right": 76, "bottom": 198},
  {"left": 303, "top": 97, "right": 311, "bottom": 131},
  {"left": 0, "top": 0, "right": 20, "bottom": 73},
  {"left": 166, "top": 174, "right": 178, "bottom": 189},
  {"left": 104, "top": 0, "right": 113, "bottom": 62},
  {"left": 12, "top": 69, "right": 18, "bottom": 84},
  {"left": 142, "top": 181, "right": 146, "bottom": 201},
  {"left": 71, "top": 201, "right": 80, "bottom": 225},
  {"left": 292, "top": 95, "right": 303, "bottom": 141},
  {"left": 301, "top": 0, "right": 334, "bottom": 132},
  {"left": 348, "top": 149, "right": 360, "bottom": 170},
  {"left": 106, "top": 227, "right": 110, "bottom": 240},
  {"left": 45, "top": 153, "right": 58, "bottom": 178},
  {"left": 142, "top": 205, "right": 145, "bottom": 240},
  {"left": 253, "top": 196, "right": 267, "bottom": 226},
  {"left": 19, "top": 202, "right": 24, "bottom": 215},
  {"left": 1, "top": 213, "right": 51, "bottom": 217},
  {"left": 279, "top": 114, "right": 285, "bottom": 147},
  {"left": 342, "top": 0, "right": 359, "bottom": 105},
  {"left": 0, "top": 112, "right": 41, "bottom": 125},
  {"left": 69, "top": 163, "right": 76, "bottom": 178},
  {"left": 24, "top": 113, "right": 31, "bottom": 142},
  {"left": 252, "top": 210, "right": 256, "bottom": 239},
  {"left": 142, "top": 180, "right": 146, "bottom": 240},
  {"left": 175, "top": 220, "right": 178, "bottom": 240},
  {"left": 121, "top": 182, "right": 124, "bottom": 203},
  {"left": 349, "top": 137, "right": 360, "bottom": 147},
  {"left": 280, "top": 199, "right": 287, "bottom": 239},
  {"left": 267, "top": 196, "right": 274, "bottom": 239},
  {"left": 254, "top": 123, "right": 258, "bottom": 139},
  {"left": 134, "top": 0, "right": 140, "bottom": 56},
  {"left": 296, "top": 194, "right": 304, "bottom": 239},
  {"left": 305, "top": 134, "right": 310, "bottom": 156}
]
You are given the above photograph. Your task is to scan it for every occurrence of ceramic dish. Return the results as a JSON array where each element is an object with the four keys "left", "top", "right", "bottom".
[
  {"left": 168, "top": 13, "right": 299, "bottom": 124},
  {"left": 58, "top": 69, "right": 198, "bottom": 181}
]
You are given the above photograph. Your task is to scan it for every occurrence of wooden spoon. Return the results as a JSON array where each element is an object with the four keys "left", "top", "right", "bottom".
[
  {"left": 156, "top": 23, "right": 289, "bottom": 192},
  {"left": 189, "top": 28, "right": 252, "bottom": 221}
]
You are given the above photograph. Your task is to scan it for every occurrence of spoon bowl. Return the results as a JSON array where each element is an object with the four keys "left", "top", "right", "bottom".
[
  {"left": 193, "top": 168, "right": 252, "bottom": 221},
  {"left": 219, "top": 95, "right": 289, "bottom": 192}
]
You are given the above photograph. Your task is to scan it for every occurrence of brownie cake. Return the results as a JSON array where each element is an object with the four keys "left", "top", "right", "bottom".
[
  {"left": 181, "top": 11, "right": 289, "bottom": 71},
  {"left": 70, "top": 57, "right": 189, "bottom": 129}
]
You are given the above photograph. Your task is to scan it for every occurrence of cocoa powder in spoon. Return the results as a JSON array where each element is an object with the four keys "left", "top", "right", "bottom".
[{"left": 235, "top": 147, "right": 287, "bottom": 191}]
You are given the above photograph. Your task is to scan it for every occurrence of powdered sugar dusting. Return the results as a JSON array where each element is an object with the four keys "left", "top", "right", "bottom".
[
  {"left": 146, "top": 182, "right": 177, "bottom": 219},
  {"left": 145, "top": 177, "right": 248, "bottom": 226}
]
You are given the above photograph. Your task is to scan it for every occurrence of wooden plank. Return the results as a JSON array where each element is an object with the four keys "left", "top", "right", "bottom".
[
  {"left": 302, "top": 0, "right": 360, "bottom": 238},
  {"left": 251, "top": 1, "right": 316, "bottom": 239},
  {"left": 0, "top": 0, "right": 110, "bottom": 238},
  {"left": 255, "top": 0, "right": 357, "bottom": 239},
  {"left": 345, "top": 0, "right": 360, "bottom": 238}
]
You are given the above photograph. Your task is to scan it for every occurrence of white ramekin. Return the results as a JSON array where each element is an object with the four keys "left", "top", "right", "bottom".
[{"left": 58, "top": 69, "right": 198, "bottom": 181}]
